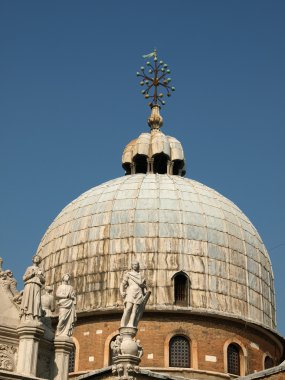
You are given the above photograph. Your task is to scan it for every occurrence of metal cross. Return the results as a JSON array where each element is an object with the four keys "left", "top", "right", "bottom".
[{"left": 137, "top": 50, "right": 175, "bottom": 107}]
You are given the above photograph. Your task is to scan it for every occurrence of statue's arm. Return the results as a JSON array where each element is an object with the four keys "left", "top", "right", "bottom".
[
  {"left": 72, "top": 290, "right": 77, "bottom": 305},
  {"left": 142, "top": 278, "right": 147, "bottom": 295},
  {"left": 38, "top": 270, "right": 45, "bottom": 284},
  {"left": 23, "top": 267, "right": 34, "bottom": 282},
  {"left": 120, "top": 274, "right": 128, "bottom": 298}
]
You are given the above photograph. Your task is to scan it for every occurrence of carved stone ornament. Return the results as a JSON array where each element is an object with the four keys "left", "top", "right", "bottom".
[
  {"left": 0, "top": 344, "right": 17, "bottom": 372},
  {"left": 111, "top": 335, "right": 122, "bottom": 358},
  {"left": 112, "top": 362, "right": 140, "bottom": 380},
  {"left": 0, "top": 257, "right": 21, "bottom": 308}
]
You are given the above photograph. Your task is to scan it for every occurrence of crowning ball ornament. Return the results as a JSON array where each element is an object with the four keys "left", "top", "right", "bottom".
[{"left": 137, "top": 49, "right": 175, "bottom": 107}]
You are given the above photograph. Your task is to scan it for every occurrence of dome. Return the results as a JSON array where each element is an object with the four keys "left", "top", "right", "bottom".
[{"left": 37, "top": 173, "right": 276, "bottom": 331}]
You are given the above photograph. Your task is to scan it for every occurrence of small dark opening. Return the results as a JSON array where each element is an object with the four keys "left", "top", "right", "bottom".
[
  {"left": 153, "top": 153, "right": 168, "bottom": 174},
  {"left": 227, "top": 344, "right": 240, "bottom": 375},
  {"left": 133, "top": 154, "right": 147, "bottom": 174},
  {"left": 173, "top": 160, "right": 184, "bottom": 175},
  {"left": 264, "top": 356, "right": 274, "bottom": 369},
  {"left": 174, "top": 273, "right": 188, "bottom": 305},
  {"left": 123, "top": 163, "right": 131, "bottom": 175}
]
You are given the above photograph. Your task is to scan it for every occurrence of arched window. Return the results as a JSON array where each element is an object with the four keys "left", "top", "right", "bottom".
[
  {"left": 169, "top": 336, "right": 190, "bottom": 368},
  {"left": 68, "top": 346, "right": 76, "bottom": 373},
  {"left": 227, "top": 344, "right": 240, "bottom": 375},
  {"left": 264, "top": 356, "right": 274, "bottom": 369},
  {"left": 174, "top": 272, "right": 189, "bottom": 306},
  {"left": 153, "top": 153, "right": 168, "bottom": 174},
  {"left": 133, "top": 154, "right": 147, "bottom": 174}
]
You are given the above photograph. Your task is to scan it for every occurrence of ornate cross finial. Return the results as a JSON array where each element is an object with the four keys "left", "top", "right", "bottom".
[{"left": 136, "top": 50, "right": 175, "bottom": 108}]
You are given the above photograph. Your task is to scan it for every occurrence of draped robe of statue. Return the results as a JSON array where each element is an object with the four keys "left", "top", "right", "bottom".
[
  {"left": 120, "top": 267, "right": 150, "bottom": 327},
  {"left": 20, "top": 264, "right": 45, "bottom": 321},
  {"left": 56, "top": 283, "right": 77, "bottom": 336},
  {"left": 123, "top": 270, "right": 146, "bottom": 306}
]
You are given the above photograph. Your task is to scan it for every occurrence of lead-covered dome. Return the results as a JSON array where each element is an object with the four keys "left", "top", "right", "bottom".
[{"left": 37, "top": 174, "right": 276, "bottom": 330}]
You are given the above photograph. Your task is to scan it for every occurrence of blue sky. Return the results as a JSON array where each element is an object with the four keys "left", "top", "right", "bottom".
[{"left": 0, "top": 1, "right": 284, "bottom": 335}]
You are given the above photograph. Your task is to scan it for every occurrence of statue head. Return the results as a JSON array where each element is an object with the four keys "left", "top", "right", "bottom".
[
  {"left": 131, "top": 260, "right": 140, "bottom": 271},
  {"left": 32, "top": 255, "right": 42, "bottom": 265},
  {"left": 5, "top": 270, "right": 13, "bottom": 277},
  {"left": 62, "top": 273, "right": 71, "bottom": 283}
]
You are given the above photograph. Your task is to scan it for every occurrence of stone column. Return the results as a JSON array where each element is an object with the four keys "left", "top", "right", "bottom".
[
  {"left": 167, "top": 160, "right": 174, "bottom": 175},
  {"left": 112, "top": 327, "right": 142, "bottom": 380},
  {"left": 131, "top": 162, "right": 136, "bottom": 174},
  {"left": 147, "top": 158, "right": 154, "bottom": 173},
  {"left": 16, "top": 322, "right": 44, "bottom": 376},
  {"left": 53, "top": 335, "right": 74, "bottom": 380}
]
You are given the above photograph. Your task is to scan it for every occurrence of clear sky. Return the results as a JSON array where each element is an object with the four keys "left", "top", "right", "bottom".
[{"left": 0, "top": 1, "right": 284, "bottom": 335}]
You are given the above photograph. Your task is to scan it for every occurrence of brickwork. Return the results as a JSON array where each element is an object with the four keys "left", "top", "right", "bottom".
[{"left": 72, "top": 313, "right": 284, "bottom": 376}]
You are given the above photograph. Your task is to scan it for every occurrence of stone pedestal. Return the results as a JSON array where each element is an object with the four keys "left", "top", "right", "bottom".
[
  {"left": 119, "top": 327, "right": 138, "bottom": 356},
  {"left": 112, "top": 327, "right": 142, "bottom": 380},
  {"left": 112, "top": 354, "right": 140, "bottom": 380},
  {"left": 53, "top": 335, "right": 74, "bottom": 380},
  {"left": 16, "top": 322, "right": 45, "bottom": 376}
]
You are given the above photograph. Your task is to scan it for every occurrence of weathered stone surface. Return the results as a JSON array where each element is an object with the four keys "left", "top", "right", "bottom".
[{"left": 37, "top": 174, "right": 275, "bottom": 330}]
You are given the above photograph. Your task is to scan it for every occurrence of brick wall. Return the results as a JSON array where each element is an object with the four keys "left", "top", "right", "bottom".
[{"left": 72, "top": 312, "right": 284, "bottom": 376}]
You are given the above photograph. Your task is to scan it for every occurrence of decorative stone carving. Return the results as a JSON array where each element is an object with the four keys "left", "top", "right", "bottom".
[
  {"left": 5, "top": 270, "right": 19, "bottom": 297},
  {"left": 56, "top": 273, "right": 77, "bottom": 337},
  {"left": 19, "top": 255, "right": 45, "bottom": 323},
  {"left": 111, "top": 335, "right": 122, "bottom": 358},
  {"left": 136, "top": 340, "right": 143, "bottom": 359},
  {"left": 119, "top": 327, "right": 139, "bottom": 356},
  {"left": 120, "top": 261, "right": 150, "bottom": 328},
  {"left": 0, "top": 259, "right": 21, "bottom": 307},
  {"left": 42, "top": 286, "right": 55, "bottom": 317},
  {"left": 112, "top": 359, "right": 140, "bottom": 380},
  {"left": 0, "top": 344, "right": 17, "bottom": 372},
  {"left": 41, "top": 286, "right": 55, "bottom": 328}
]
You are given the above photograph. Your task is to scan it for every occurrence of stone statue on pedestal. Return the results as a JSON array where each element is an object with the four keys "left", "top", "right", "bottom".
[
  {"left": 120, "top": 261, "right": 150, "bottom": 328},
  {"left": 112, "top": 261, "right": 150, "bottom": 380},
  {"left": 56, "top": 273, "right": 77, "bottom": 337},
  {"left": 19, "top": 255, "right": 45, "bottom": 322}
]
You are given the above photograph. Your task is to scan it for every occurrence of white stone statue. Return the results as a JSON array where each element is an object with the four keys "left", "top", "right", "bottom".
[
  {"left": 111, "top": 335, "right": 122, "bottom": 359},
  {"left": 56, "top": 273, "right": 77, "bottom": 337},
  {"left": 120, "top": 261, "right": 150, "bottom": 328},
  {"left": 136, "top": 340, "right": 144, "bottom": 359},
  {"left": 5, "top": 270, "right": 19, "bottom": 297},
  {"left": 20, "top": 255, "right": 45, "bottom": 322}
]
